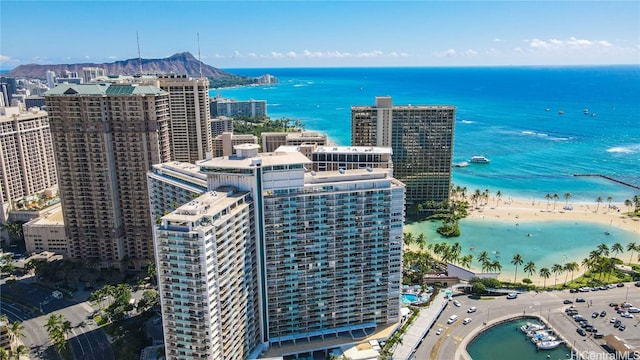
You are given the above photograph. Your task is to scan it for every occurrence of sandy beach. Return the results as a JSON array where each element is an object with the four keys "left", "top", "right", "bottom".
[
  {"left": 467, "top": 197, "right": 639, "bottom": 236},
  {"left": 463, "top": 197, "right": 639, "bottom": 283}
]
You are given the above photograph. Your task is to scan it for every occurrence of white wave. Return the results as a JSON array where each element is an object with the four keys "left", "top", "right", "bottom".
[
  {"left": 607, "top": 144, "right": 640, "bottom": 154},
  {"left": 522, "top": 131, "right": 535, "bottom": 135},
  {"left": 293, "top": 84, "right": 305, "bottom": 87},
  {"left": 460, "top": 120, "right": 475, "bottom": 124}
]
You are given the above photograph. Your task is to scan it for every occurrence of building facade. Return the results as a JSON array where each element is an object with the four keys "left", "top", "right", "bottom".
[
  {"left": 0, "top": 107, "right": 58, "bottom": 223},
  {"left": 211, "top": 132, "right": 258, "bottom": 157},
  {"left": 261, "top": 131, "right": 328, "bottom": 153},
  {"left": 45, "top": 83, "right": 172, "bottom": 270},
  {"left": 210, "top": 116, "right": 233, "bottom": 138},
  {"left": 210, "top": 95, "right": 267, "bottom": 118},
  {"left": 157, "top": 75, "right": 211, "bottom": 164},
  {"left": 150, "top": 144, "right": 404, "bottom": 359},
  {"left": 352, "top": 96, "right": 455, "bottom": 208}
]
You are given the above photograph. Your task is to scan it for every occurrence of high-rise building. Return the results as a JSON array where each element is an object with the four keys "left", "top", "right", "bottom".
[
  {"left": 261, "top": 131, "right": 328, "bottom": 153},
  {"left": 209, "top": 95, "right": 267, "bottom": 118},
  {"left": 150, "top": 144, "right": 404, "bottom": 359},
  {"left": 46, "top": 70, "right": 56, "bottom": 89},
  {"left": 45, "top": 83, "right": 172, "bottom": 270},
  {"left": 82, "top": 67, "right": 106, "bottom": 83},
  {"left": 211, "top": 132, "right": 258, "bottom": 157},
  {"left": 157, "top": 74, "right": 211, "bottom": 164},
  {"left": 0, "top": 107, "right": 57, "bottom": 223},
  {"left": 352, "top": 96, "right": 455, "bottom": 208},
  {"left": 210, "top": 116, "right": 233, "bottom": 138}
]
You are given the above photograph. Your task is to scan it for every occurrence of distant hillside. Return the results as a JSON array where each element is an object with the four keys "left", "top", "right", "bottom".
[{"left": 6, "top": 52, "right": 255, "bottom": 87}]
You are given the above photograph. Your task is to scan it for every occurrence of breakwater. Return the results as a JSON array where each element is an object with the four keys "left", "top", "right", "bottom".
[{"left": 573, "top": 174, "right": 640, "bottom": 190}]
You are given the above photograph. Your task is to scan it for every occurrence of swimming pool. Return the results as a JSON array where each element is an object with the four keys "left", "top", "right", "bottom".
[{"left": 401, "top": 293, "right": 418, "bottom": 304}]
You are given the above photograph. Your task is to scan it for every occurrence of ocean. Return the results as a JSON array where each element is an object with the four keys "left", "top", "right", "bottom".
[{"left": 213, "top": 66, "right": 640, "bottom": 204}]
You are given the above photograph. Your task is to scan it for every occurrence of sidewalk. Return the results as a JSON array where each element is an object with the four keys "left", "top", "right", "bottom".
[{"left": 392, "top": 292, "right": 450, "bottom": 360}]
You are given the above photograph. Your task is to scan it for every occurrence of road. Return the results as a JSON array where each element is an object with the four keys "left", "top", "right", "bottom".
[
  {"left": 413, "top": 284, "right": 640, "bottom": 360},
  {"left": 0, "top": 276, "right": 114, "bottom": 360}
]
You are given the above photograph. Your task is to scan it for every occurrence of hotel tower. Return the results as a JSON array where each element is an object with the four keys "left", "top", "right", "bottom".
[
  {"left": 150, "top": 144, "right": 405, "bottom": 359},
  {"left": 352, "top": 96, "right": 455, "bottom": 209},
  {"left": 45, "top": 83, "right": 172, "bottom": 270}
]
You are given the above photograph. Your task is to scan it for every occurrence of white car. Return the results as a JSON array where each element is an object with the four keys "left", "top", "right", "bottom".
[
  {"left": 463, "top": 317, "right": 473, "bottom": 325},
  {"left": 435, "top": 328, "right": 443, "bottom": 335},
  {"left": 453, "top": 300, "right": 461, "bottom": 307},
  {"left": 621, "top": 312, "right": 634, "bottom": 318},
  {"left": 506, "top": 293, "right": 518, "bottom": 299},
  {"left": 467, "top": 306, "right": 477, "bottom": 313}
]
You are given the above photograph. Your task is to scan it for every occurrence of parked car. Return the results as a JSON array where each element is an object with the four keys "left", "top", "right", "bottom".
[
  {"left": 620, "top": 324, "right": 627, "bottom": 331},
  {"left": 635, "top": 281, "right": 640, "bottom": 287},
  {"left": 594, "top": 333, "right": 604, "bottom": 339},
  {"left": 467, "top": 307, "right": 477, "bottom": 313},
  {"left": 617, "top": 283, "right": 625, "bottom": 287},
  {"left": 600, "top": 310, "right": 607, "bottom": 317},
  {"left": 435, "top": 328, "right": 443, "bottom": 335},
  {"left": 592, "top": 312, "right": 599, "bottom": 318},
  {"left": 576, "top": 298, "right": 586, "bottom": 303},
  {"left": 453, "top": 300, "right": 461, "bottom": 307},
  {"left": 463, "top": 317, "right": 473, "bottom": 325},
  {"left": 506, "top": 293, "right": 518, "bottom": 299},
  {"left": 564, "top": 299, "right": 573, "bottom": 304},
  {"left": 577, "top": 328, "right": 587, "bottom": 336}
]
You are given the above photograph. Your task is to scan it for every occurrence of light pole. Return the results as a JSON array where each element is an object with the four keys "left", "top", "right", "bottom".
[{"left": 625, "top": 287, "right": 630, "bottom": 303}]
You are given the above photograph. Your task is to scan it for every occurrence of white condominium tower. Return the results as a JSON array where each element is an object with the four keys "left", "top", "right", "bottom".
[
  {"left": 352, "top": 96, "right": 455, "bottom": 210},
  {"left": 150, "top": 144, "right": 405, "bottom": 359}
]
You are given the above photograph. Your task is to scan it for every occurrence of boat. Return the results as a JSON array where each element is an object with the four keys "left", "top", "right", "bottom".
[
  {"left": 558, "top": 110, "right": 565, "bottom": 115},
  {"left": 545, "top": 108, "right": 550, "bottom": 112},
  {"left": 469, "top": 156, "right": 490, "bottom": 164},
  {"left": 536, "top": 340, "right": 563, "bottom": 350},
  {"left": 520, "top": 322, "right": 545, "bottom": 333},
  {"left": 454, "top": 161, "right": 469, "bottom": 167},
  {"left": 583, "top": 108, "right": 589, "bottom": 114}
]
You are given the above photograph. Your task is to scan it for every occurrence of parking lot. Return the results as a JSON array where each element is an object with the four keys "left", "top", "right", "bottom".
[{"left": 413, "top": 282, "right": 640, "bottom": 360}]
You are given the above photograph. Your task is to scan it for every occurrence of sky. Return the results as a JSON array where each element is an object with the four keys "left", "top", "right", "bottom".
[{"left": 1, "top": 1, "right": 639, "bottom": 69}]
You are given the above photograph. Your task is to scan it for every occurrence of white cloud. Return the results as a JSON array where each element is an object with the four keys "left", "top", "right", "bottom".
[
  {"left": 527, "top": 36, "right": 614, "bottom": 50},
  {"left": 108, "top": 56, "right": 117, "bottom": 59},
  {"left": 213, "top": 53, "right": 225, "bottom": 59},
  {"left": 445, "top": 49, "right": 456, "bottom": 57},
  {"left": 0, "top": 54, "right": 21, "bottom": 67},
  {"left": 463, "top": 49, "right": 478, "bottom": 56},
  {"left": 494, "top": 38, "right": 502, "bottom": 42}
]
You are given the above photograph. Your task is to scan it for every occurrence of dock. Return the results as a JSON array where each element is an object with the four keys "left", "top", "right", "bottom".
[{"left": 573, "top": 174, "right": 640, "bottom": 190}]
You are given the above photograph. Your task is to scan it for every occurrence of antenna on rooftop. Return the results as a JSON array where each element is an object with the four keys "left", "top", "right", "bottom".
[
  {"left": 137, "top": 32, "right": 143, "bottom": 75},
  {"left": 197, "top": 32, "right": 203, "bottom": 79}
]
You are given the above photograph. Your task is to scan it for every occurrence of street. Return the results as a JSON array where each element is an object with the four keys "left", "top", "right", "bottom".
[{"left": 413, "top": 284, "right": 640, "bottom": 360}]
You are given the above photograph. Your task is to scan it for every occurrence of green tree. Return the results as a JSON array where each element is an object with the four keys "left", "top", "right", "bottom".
[
  {"left": 511, "top": 254, "right": 524, "bottom": 283},
  {"left": 565, "top": 262, "right": 579, "bottom": 283},
  {"left": 524, "top": 261, "right": 536, "bottom": 279},
  {"left": 612, "top": 243, "right": 624, "bottom": 258},
  {"left": 564, "top": 193, "right": 572, "bottom": 207},
  {"left": 551, "top": 264, "right": 563, "bottom": 288},
  {"left": 539, "top": 267, "right": 551, "bottom": 288},
  {"left": 45, "top": 313, "right": 72, "bottom": 355},
  {"left": 627, "top": 242, "right": 638, "bottom": 265},
  {"left": 495, "top": 190, "right": 502, "bottom": 207},
  {"left": 552, "top": 193, "right": 559, "bottom": 210},
  {"left": 596, "top": 196, "right": 603, "bottom": 213}
]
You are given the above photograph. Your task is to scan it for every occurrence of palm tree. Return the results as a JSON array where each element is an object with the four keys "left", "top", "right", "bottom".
[
  {"left": 552, "top": 193, "right": 559, "bottom": 210},
  {"left": 627, "top": 242, "right": 638, "bottom": 265},
  {"left": 45, "top": 313, "right": 72, "bottom": 355},
  {"left": 625, "top": 199, "right": 634, "bottom": 213},
  {"left": 545, "top": 194, "right": 552, "bottom": 209},
  {"left": 596, "top": 196, "right": 603, "bottom": 213},
  {"left": 491, "top": 260, "right": 502, "bottom": 272},
  {"left": 478, "top": 251, "right": 489, "bottom": 264},
  {"left": 524, "top": 261, "right": 536, "bottom": 279},
  {"left": 460, "top": 254, "right": 473, "bottom": 269},
  {"left": 612, "top": 243, "right": 624, "bottom": 258},
  {"left": 403, "top": 232, "right": 414, "bottom": 247},
  {"left": 0, "top": 348, "right": 7, "bottom": 360},
  {"left": 551, "top": 264, "right": 563, "bottom": 288},
  {"left": 564, "top": 193, "right": 572, "bottom": 207},
  {"left": 607, "top": 196, "right": 613, "bottom": 211},
  {"left": 495, "top": 190, "right": 502, "bottom": 207},
  {"left": 511, "top": 254, "right": 524, "bottom": 283},
  {"left": 8, "top": 321, "right": 24, "bottom": 349},
  {"left": 597, "top": 243, "right": 610, "bottom": 257},
  {"left": 416, "top": 233, "right": 426, "bottom": 251},
  {"left": 11, "top": 345, "right": 27, "bottom": 360},
  {"left": 539, "top": 267, "right": 551, "bottom": 288},
  {"left": 565, "top": 262, "right": 580, "bottom": 283}
]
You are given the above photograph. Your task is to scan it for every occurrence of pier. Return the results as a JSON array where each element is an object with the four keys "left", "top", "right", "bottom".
[{"left": 573, "top": 174, "right": 640, "bottom": 190}]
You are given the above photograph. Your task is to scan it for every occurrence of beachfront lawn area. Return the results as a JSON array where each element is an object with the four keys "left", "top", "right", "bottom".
[{"left": 560, "top": 270, "right": 634, "bottom": 290}]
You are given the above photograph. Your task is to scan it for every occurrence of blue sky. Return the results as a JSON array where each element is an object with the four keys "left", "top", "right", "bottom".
[{"left": 1, "top": 1, "right": 639, "bottom": 69}]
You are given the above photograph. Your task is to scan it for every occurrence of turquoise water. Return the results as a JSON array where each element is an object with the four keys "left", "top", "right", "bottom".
[
  {"left": 401, "top": 293, "right": 417, "bottom": 304},
  {"left": 215, "top": 66, "right": 640, "bottom": 203},
  {"left": 405, "top": 219, "right": 639, "bottom": 281},
  {"left": 467, "top": 318, "right": 572, "bottom": 360}
]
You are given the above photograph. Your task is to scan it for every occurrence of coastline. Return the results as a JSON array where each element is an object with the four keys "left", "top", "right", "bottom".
[{"left": 466, "top": 197, "right": 639, "bottom": 236}]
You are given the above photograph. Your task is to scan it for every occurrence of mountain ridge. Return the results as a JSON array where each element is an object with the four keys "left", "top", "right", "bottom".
[{"left": 6, "top": 52, "right": 243, "bottom": 81}]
